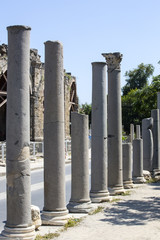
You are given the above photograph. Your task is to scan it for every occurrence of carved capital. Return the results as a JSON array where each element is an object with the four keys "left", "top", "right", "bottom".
[{"left": 102, "top": 52, "right": 123, "bottom": 71}]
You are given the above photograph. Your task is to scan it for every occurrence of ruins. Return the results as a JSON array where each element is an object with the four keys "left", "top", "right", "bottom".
[{"left": 0, "top": 44, "right": 78, "bottom": 142}]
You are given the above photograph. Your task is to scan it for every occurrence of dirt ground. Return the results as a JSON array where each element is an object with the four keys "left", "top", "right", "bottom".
[{"left": 54, "top": 183, "right": 160, "bottom": 240}]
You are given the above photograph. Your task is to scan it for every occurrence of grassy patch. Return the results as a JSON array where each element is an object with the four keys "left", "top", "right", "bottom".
[
  {"left": 63, "top": 218, "right": 82, "bottom": 231},
  {"left": 110, "top": 198, "right": 121, "bottom": 203},
  {"left": 35, "top": 232, "right": 60, "bottom": 240},
  {"left": 120, "top": 190, "right": 131, "bottom": 196},
  {"left": 146, "top": 178, "right": 159, "bottom": 184},
  {"left": 89, "top": 206, "right": 104, "bottom": 215}
]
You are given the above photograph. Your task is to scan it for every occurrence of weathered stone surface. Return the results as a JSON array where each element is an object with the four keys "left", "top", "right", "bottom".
[
  {"left": 67, "top": 112, "right": 92, "bottom": 213},
  {"left": 102, "top": 52, "right": 124, "bottom": 195},
  {"left": 142, "top": 118, "right": 153, "bottom": 171},
  {"left": 133, "top": 138, "right": 145, "bottom": 184},
  {"left": 41, "top": 41, "right": 68, "bottom": 225},
  {"left": 151, "top": 109, "right": 160, "bottom": 173},
  {"left": 90, "top": 62, "right": 110, "bottom": 202},
  {"left": 123, "top": 143, "right": 133, "bottom": 189},
  {"left": 0, "top": 46, "right": 78, "bottom": 141},
  {"left": 31, "top": 205, "right": 41, "bottom": 229},
  {"left": 1, "top": 25, "right": 35, "bottom": 239}
]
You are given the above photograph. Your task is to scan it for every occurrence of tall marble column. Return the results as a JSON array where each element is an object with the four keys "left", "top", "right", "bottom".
[
  {"left": 102, "top": 52, "right": 124, "bottom": 195},
  {"left": 90, "top": 62, "right": 110, "bottom": 202},
  {"left": 142, "top": 118, "right": 153, "bottom": 171},
  {"left": 41, "top": 41, "right": 68, "bottom": 225},
  {"left": 151, "top": 109, "right": 160, "bottom": 175},
  {"left": 123, "top": 143, "right": 133, "bottom": 189},
  {"left": 67, "top": 112, "right": 92, "bottom": 212},
  {"left": 1, "top": 25, "right": 35, "bottom": 239}
]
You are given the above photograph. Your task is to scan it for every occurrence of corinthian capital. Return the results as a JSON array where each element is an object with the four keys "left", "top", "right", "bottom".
[{"left": 102, "top": 52, "right": 123, "bottom": 71}]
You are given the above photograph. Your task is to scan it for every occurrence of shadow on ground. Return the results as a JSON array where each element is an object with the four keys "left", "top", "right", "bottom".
[{"left": 101, "top": 191, "right": 160, "bottom": 226}]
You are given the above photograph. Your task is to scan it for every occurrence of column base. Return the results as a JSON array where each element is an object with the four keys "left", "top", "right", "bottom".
[
  {"left": 123, "top": 180, "right": 134, "bottom": 189},
  {"left": 90, "top": 190, "right": 111, "bottom": 203},
  {"left": 133, "top": 176, "right": 146, "bottom": 184},
  {"left": 41, "top": 209, "right": 69, "bottom": 226},
  {"left": 67, "top": 200, "right": 93, "bottom": 213},
  {"left": 1, "top": 225, "right": 35, "bottom": 240},
  {"left": 108, "top": 186, "right": 125, "bottom": 196},
  {"left": 153, "top": 169, "right": 160, "bottom": 178}
]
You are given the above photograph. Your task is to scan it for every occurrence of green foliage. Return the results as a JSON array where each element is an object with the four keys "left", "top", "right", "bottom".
[
  {"left": 122, "top": 63, "right": 154, "bottom": 95},
  {"left": 89, "top": 206, "right": 104, "bottom": 215},
  {"left": 122, "top": 74, "right": 160, "bottom": 133},
  {"left": 35, "top": 232, "right": 60, "bottom": 240},
  {"left": 79, "top": 102, "right": 92, "bottom": 126},
  {"left": 64, "top": 218, "right": 82, "bottom": 230}
]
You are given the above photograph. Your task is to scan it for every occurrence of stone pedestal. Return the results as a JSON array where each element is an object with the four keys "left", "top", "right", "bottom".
[
  {"left": 123, "top": 143, "right": 133, "bottom": 189},
  {"left": 102, "top": 52, "right": 124, "bottom": 195},
  {"left": 142, "top": 118, "right": 153, "bottom": 171},
  {"left": 41, "top": 41, "right": 68, "bottom": 225},
  {"left": 1, "top": 25, "right": 35, "bottom": 239},
  {"left": 151, "top": 109, "right": 160, "bottom": 175},
  {"left": 67, "top": 112, "right": 92, "bottom": 213},
  {"left": 90, "top": 62, "right": 110, "bottom": 202},
  {"left": 133, "top": 138, "right": 145, "bottom": 183}
]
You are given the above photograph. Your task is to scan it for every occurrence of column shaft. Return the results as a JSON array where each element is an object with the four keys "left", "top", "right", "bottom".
[
  {"left": 151, "top": 109, "right": 160, "bottom": 175},
  {"left": 133, "top": 138, "right": 145, "bottom": 183},
  {"left": 142, "top": 118, "right": 153, "bottom": 171},
  {"left": 102, "top": 52, "right": 124, "bottom": 195},
  {"left": 2, "top": 25, "right": 35, "bottom": 239},
  {"left": 42, "top": 41, "right": 68, "bottom": 225},
  {"left": 67, "top": 112, "right": 92, "bottom": 213},
  {"left": 123, "top": 143, "right": 133, "bottom": 189},
  {"left": 90, "top": 62, "right": 110, "bottom": 202}
]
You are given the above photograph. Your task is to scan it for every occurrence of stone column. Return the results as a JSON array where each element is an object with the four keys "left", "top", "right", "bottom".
[
  {"left": 151, "top": 109, "right": 160, "bottom": 175},
  {"left": 133, "top": 130, "right": 145, "bottom": 183},
  {"left": 136, "top": 125, "right": 141, "bottom": 139},
  {"left": 1, "top": 25, "right": 35, "bottom": 239},
  {"left": 90, "top": 62, "right": 110, "bottom": 202},
  {"left": 123, "top": 143, "right": 133, "bottom": 189},
  {"left": 67, "top": 112, "right": 92, "bottom": 212},
  {"left": 157, "top": 92, "right": 160, "bottom": 110},
  {"left": 130, "top": 124, "right": 134, "bottom": 143},
  {"left": 102, "top": 52, "right": 124, "bottom": 195},
  {"left": 142, "top": 118, "right": 153, "bottom": 171},
  {"left": 41, "top": 41, "right": 68, "bottom": 225}
]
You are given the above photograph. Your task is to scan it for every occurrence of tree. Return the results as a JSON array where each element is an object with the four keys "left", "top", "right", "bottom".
[
  {"left": 122, "top": 75, "right": 160, "bottom": 133},
  {"left": 79, "top": 103, "right": 92, "bottom": 127},
  {"left": 122, "top": 63, "right": 154, "bottom": 96}
]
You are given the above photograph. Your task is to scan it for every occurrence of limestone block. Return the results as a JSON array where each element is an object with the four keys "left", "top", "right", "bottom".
[{"left": 31, "top": 205, "right": 41, "bottom": 229}]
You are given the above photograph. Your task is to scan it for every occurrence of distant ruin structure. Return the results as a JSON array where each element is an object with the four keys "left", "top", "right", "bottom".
[{"left": 0, "top": 44, "right": 78, "bottom": 141}]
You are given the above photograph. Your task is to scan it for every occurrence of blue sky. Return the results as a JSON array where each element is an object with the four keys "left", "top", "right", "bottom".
[{"left": 1, "top": 0, "right": 160, "bottom": 104}]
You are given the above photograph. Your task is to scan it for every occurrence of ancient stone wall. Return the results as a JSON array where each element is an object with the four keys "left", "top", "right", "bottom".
[{"left": 0, "top": 44, "right": 78, "bottom": 141}]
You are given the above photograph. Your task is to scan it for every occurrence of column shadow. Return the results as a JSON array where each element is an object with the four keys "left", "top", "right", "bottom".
[{"left": 100, "top": 196, "right": 160, "bottom": 226}]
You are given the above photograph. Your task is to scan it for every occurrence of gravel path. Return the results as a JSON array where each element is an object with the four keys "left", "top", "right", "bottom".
[{"left": 55, "top": 183, "right": 160, "bottom": 240}]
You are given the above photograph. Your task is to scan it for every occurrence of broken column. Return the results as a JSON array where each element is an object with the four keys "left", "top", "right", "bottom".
[
  {"left": 2, "top": 25, "right": 35, "bottom": 239},
  {"left": 41, "top": 41, "right": 68, "bottom": 225},
  {"left": 90, "top": 62, "right": 110, "bottom": 202},
  {"left": 102, "top": 52, "right": 124, "bottom": 195},
  {"left": 142, "top": 118, "right": 153, "bottom": 171},
  {"left": 123, "top": 143, "right": 133, "bottom": 189},
  {"left": 133, "top": 126, "right": 145, "bottom": 183},
  {"left": 151, "top": 109, "right": 160, "bottom": 175},
  {"left": 67, "top": 112, "right": 92, "bottom": 212}
]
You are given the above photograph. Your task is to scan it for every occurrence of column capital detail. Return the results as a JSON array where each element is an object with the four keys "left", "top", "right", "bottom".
[{"left": 102, "top": 52, "right": 123, "bottom": 71}]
